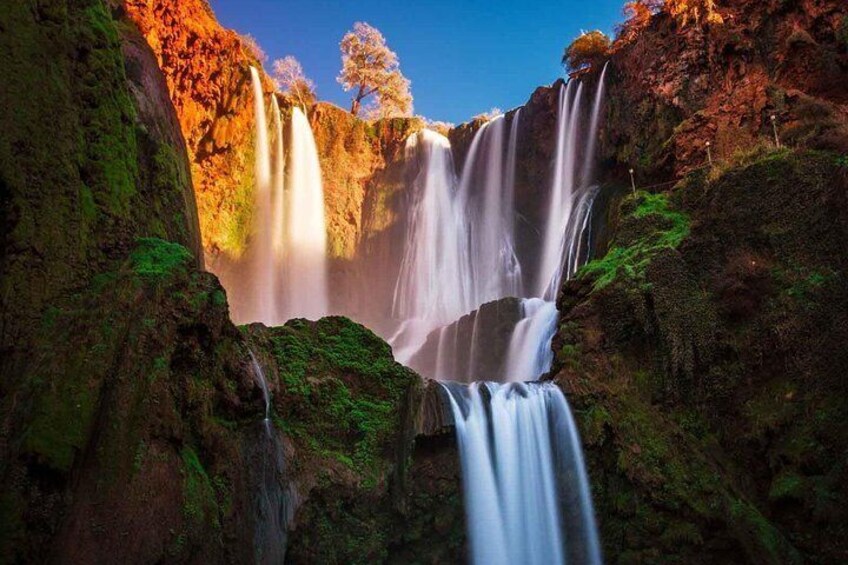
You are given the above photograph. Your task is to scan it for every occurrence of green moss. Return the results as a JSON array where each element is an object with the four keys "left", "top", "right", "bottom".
[
  {"left": 22, "top": 367, "right": 99, "bottom": 472},
  {"left": 180, "top": 446, "right": 219, "bottom": 529},
  {"left": 129, "top": 238, "right": 192, "bottom": 279},
  {"left": 75, "top": 3, "right": 139, "bottom": 216},
  {"left": 265, "top": 317, "right": 416, "bottom": 482},
  {"left": 839, "top": 16, "right": 848, "bottom": 50},
  {"left": 729, "top": 499, "right": 802, "bottom": 564},
  {"left": 579, "top": 191, "right": 690, "bottom": 291},
  {"left": 769, "top": 472, "right": 805, "bottom": 502},
  {"left": 212, "top": 289, "right": 227, "bottom": 306}
]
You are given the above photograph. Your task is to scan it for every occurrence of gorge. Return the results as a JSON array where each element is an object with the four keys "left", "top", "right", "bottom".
[{"left": 1, "top": 0, "right": 847, "bottom": 564}]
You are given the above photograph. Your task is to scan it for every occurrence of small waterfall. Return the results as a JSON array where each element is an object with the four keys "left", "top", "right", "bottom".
[
  {"left": 502, "top": 298, "right": 559, "bottom": 381},
  {"left": 581, "top": 63, "right": 609, "bottom": 187},
  {"left": 393, "top": 129, "right": 470, "bottom": 324},
  {"left": 225, "top": 74, "right": 328, "bottom": 325},
  {"left": 247, "top": 350, "right": 290, "bottom": 564},
  {"left": 271, "top": 95, "right": 286, "bottom": 261},
  {"left": 536, "top": 71, "right": 608, "bottom": 300},
  {"left": 285, "top": 107, "right": 328, "bottom": 320},
  {"left": 443, "top": 381, "right": 602, "bottom": 565}
]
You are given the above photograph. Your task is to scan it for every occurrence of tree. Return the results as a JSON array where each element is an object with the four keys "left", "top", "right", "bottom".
[
  {"left": 665, "top": 0, "right": 724, "bottom": 27},
  {"left": 337, "top": 22, "right": 413, "bottom": 118},
  {"left": 562, "top": 31, "right": 612, "bottom": 73},
  {"left": 272, "top": 56, "right": 316, "bottom": 108},
  {"left": 240, "top": 33, "right": 267, "bottom": 63}
]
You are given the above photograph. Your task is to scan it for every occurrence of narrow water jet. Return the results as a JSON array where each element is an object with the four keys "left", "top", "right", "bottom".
[
  {"left": 285, "top": 107, "right": 329, "bottom": 320},
  {"left": 247, "top": 350, "right": 289, "bottom": 564}
]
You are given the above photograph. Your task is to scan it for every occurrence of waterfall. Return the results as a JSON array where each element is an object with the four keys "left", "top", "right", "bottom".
[
  {"left": 285, "top": 107, "right": 328, "bottom": 320},
  {"left": 393, "top": 129, "right": 470, "bottom": 325},
  {"left": 443, "top": 381, "right": 602, "bottom": 565},
  {"left": 391, "top": 114, "right": 525, "bottom": 366},
  {"left": 271, "top": 96, "right": 286, "bottom": 261},
  {"left": 581, "top": 63, "right": 608, "bottom": 187},
  {"left": 390, "top": 129, "right": 471, "bottom": 362},
  {"left": 536, "top": 72, "right": 607, "bottom": 300},
  {"left": 502, "top": 298, "right": 558, "bottom": 381},
  {"left": 458, "top": 114, "right": 523, "bottom": 306},
  {"left": 232, "top": 67, "right": 280, "bottom": 325},
  {"left": 247, "top": 350, "right": 290, "bottom": 564}
]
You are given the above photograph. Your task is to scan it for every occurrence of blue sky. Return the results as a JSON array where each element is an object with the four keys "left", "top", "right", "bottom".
[{"left": 210, "top": 0, "right": 624, "bottom": 124}]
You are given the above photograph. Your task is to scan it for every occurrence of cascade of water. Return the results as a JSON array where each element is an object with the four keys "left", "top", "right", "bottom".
[
  {"left": 285, "top": 107, "right": 328, "bottom": 320},
  {"left": 458, "top": 115, "right": 523, "bottom": 306},
  {"left": 504, "top": 109, "right": 523, "bottom": 297},
  {"left": 271, "top": 96, "right": 286, "bottom": 261},
  {"left": 443, "top": 381, "right": 602, "bottom": 565},
  {"left": 502, "top": 298, "right": 559, "bottom": 381},
  {"left": 391, "top": 129, "right": 471, "bottom": 362},
  {"left": 232, "top": 67, "right": 277, "bottom": 325},
  {"left": 536, "top": 71, "right": 608, "bottom": 301},
  {"left": 581, "top": 62, "right": 609, "bottom": 188},
  {"left": 537, "top": 81, "right": 583, "bottom": 299}
]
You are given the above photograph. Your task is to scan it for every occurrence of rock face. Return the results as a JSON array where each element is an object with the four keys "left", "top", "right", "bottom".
[
  {"left": 552, "top": 149, "right": 848, "bottom": 563},
  {"left": 600, "top": 0, "right": 848, "bottom": 182},
  {"left": 408, "top": 298, "right": 525, "bottom": 382},
  {"left": 123, "top": 0, "right": 269, "bottom": 258}
]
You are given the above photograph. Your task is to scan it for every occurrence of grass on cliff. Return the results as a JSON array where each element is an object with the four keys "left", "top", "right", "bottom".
[{"left": 579, "top": 191, "right": 690, "bottom": 291}]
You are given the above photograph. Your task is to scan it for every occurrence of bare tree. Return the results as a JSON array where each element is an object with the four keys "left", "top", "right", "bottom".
[
  {"left": 337, "top": 22, "right": 413, "bottom": 118},
  {"left": 240, "top": 33, "right": 267, "bottom": 63},
  {"left": 272, "top": 56, "right": 316, "bottom": 109}
]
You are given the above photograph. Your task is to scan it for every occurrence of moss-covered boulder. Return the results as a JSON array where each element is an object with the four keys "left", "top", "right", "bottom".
[{"left": 244, "top": 319, "right": 465, "bottom": 564}]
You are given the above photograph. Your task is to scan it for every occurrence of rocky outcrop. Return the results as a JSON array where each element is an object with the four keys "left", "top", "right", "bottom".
[
  {"left": 552, "top": 149, "right": 848, "bottom": 563},
  {"left": 408, "top": 298, "right": 525, "bottom": 382},
  {"left": 600, "top": 0, "right": 848, "bottom": 182},
  {"left": 123, "top": 0, "right": 275, "bottom": 259}
]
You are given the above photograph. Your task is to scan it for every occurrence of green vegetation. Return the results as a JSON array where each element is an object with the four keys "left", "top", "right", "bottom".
[
  {"left": 180, "top": 446, "right": 219, "bottom": 528},
  {"left": 266, "top": 317, "right": 416, "bottom": 482},
  {"left": 130, "top": 238, "right": 193, "bottom": 279},
  {"left": 579, "top": 191, "right": 690, "bottom": 290},
  {"left": 839, "top": 15, "right": 848, "bottom": 50}
]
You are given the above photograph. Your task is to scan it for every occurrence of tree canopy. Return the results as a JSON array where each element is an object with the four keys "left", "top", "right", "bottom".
[
  {"left": 337, "top": 22, "right": 413, "bottom": 118},
  {"left": 562, "top": 31, "right": 612, "bottom": 73},
  {"left": 273, "top": 56, "right": 316, "bottom": 109}
]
